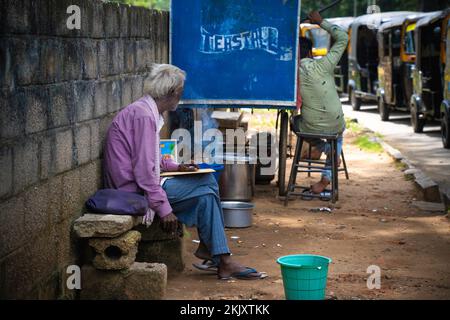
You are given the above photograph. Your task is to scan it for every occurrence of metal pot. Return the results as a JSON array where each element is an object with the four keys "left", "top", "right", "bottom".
[
  {"left": 217, "top": 153, "right": 256, "bottom": 201},
  {"left": 221, "top": 201, "right": 254, "bottom": 228}
]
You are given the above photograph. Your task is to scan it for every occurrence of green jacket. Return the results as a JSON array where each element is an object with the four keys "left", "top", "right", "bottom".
[{"left": 298, "top": 20, "right": 348, "bottom": 135}]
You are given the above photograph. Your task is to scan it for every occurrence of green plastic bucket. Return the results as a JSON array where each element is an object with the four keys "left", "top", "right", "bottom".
[{"left": 277, "top": 254, "right": 332, "bottom": 300}]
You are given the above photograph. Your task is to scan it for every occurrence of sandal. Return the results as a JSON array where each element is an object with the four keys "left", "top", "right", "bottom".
[
  {"left": 219, "top": 267, "right": 268, "bottom": 281},
  {"left": 192, "top": 259, "right": 219, "bottom": 273}
]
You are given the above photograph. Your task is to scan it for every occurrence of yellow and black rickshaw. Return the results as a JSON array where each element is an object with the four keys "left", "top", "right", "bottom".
[
  {"left": 328, "top": 17, "right": 354, "bottom": 95},
  {"left": 410, "top": 9, "right": 450, "bottom": 133},
  {"left": 300, "top": 23, "right": 330, "bottom": 58},
  {"left": 376, "top": 13, "right": 429, "bottom": 121},
  {"left": 440, "top": 14, "right": 450, "bottom": 148},
  {"left": 348, "top": 11, "right": 415, "bottom": 111}
]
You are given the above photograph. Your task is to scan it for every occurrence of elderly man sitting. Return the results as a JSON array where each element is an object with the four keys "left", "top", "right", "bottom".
[{"left": 103, "top": 64, "right": 265, "bottom": 280}]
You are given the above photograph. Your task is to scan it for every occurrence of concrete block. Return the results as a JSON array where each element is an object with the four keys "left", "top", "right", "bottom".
[
  {"left": 24, "top": 183, "right": 50, "bottom": 238},
  {"left": 128, "top": 6, "right": 139, "bottom": 38},
  {"left": 103, "top": 2, "right": 120, "bottom": 38},
  {"left": 140, "top": 9, "right": 152, "bottom": 39},
  {"left": 30, "top": 0, "right": 51, "bottom": 35},
  {"left": 62, "top": 40, "right": 82, "bottom": 81},
  {"left": 60, "top": 168, "right": 82, "bottom": 222},
  {"left": 74, "top": 214, "right": 137, "bottom": 238},
  {"left": 81, "top": 39, "right": 98, "bottom": 79},
  {"left": 13, "top": 139, "right": 39, "bottom": 193},
  {"left": 24, "top": 86, "right": 48, "bottom": 134},
  {"left": 136, "top": 237, "right": 185, "bottom": 274},
  {"left": 107, "top": 80, "right": 122, "bottom": 113},
  {"left": 73, "top": 81, "right": 94, "bottom": 122},
  {"left": 0, "top": 146, "right": 13, "bottom": 198},
  {"left": 119, "top": 5, "right": 129, "bottom": 38},
  {"left": 80, "top": 262, "right": 167, "bottom": 300},
  {"left": 97, "top": 40, "right": 109, "bottom": 77},
  {"left": 39, "top": 133, "right": 54, "bottom": 180},
  {"left": 2, "top": 0, "right": 31, "bottom": 34},
  {"left": 89, "top": 230, "right": 141, "bottom": 270},
  {"left": 48, "top": 83, "right": 72, "bottom": 128},
  {"left": 79, "top": 160, "right": 101, "bottom": 202},
  {"left": 131, "top": 75, "right": 143, "bottom": 102},
  {"left": 0, "top": 195, "right": 26, "bottom": 257},
  {"left": 107, "top": 40, "right": 124, "bottom": 75},
  {"left": 414, "top": 171, "right": 442, "bottom": 203},
  {"left": 134, "top": 219, "right": 183, "bottom": 241},
  {"left": 135, "top": 40, "right": 152, "bottom": 72},
  {"left": 93, "top": 80, "right": 108, "bottom": 118},
  {"left": 121, "top": 76, "right": 133, "bottom": 107},
  {"left": 90, "top": 120, "right": 101, "bottom": 160},
  {"left": 55, "top": 128, "right": 74, "bottom": 174},
  {"left": 74, "top": 124, "right": 91, "bottom": 166},
  {"left": 0, "top": 39, "right": 13, "bottom": 88},
  {"left": 91, "top": 0, "right": 105, "bottom": 38},
  {"left": 39, "top": 38, "right": 63, "bottom": 84},
  {"left": 48, "top": 0, "right": 84, "bottom": 37},
  {"left": 11, "top": 38, "right": 40, "bottom": 85},
  {"left": 99, "top": 113, "right": 115, "bottom": 145},
  {"left": 123, "top": 40, "right": 136, "bottom": 73}
]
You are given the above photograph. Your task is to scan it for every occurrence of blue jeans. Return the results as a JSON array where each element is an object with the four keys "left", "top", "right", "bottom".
[{"left": 307, "top": 133, "right": 344, "bottom": 181}]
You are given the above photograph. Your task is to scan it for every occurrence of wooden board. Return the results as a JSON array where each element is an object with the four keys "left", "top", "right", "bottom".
[{"left": 160, "top": 168, "right": 216, "bottom": 177}]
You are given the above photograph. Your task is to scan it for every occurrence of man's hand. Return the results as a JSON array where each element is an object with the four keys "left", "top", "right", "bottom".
[
  {"left": 160, "top": 212, "right": 178, "bottom": 233},
  {"left": 308, "top": 11, "right": 323, "bottom": 25},
  {"left": 178, "top": 161, "right": 199, "bottom": 172}
]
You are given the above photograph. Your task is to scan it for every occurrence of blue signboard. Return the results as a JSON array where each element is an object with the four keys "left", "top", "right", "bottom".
[{"left": 170, "top": 0, "right": 301, "bottom": 107}]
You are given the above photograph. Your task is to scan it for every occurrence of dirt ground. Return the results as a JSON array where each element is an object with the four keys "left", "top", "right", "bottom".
[{"left": 165, "top": 117, "right": 450, "bottom": 300}]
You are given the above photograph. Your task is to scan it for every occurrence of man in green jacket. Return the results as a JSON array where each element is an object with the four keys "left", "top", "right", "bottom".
[{"left": 297, "top": 11, "right": 348, "bottom": 194}]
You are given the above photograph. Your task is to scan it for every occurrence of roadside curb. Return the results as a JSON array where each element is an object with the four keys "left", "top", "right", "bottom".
[{"left": 376, "top": 139, "right": 448, "bottom": 207}]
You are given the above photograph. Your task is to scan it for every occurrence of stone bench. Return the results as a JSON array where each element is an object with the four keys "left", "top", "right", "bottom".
[{"left": 73, "top": 213, "right": 185, "bottom": 300}]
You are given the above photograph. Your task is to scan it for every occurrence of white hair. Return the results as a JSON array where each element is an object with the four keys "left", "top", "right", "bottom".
[{"left": 145, "top": 64, "right": 186, "bottom": 99}]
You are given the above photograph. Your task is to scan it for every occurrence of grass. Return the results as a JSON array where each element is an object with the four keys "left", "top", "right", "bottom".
[{"left": 354, "top": 135, "right": 383, "bottom": 153}]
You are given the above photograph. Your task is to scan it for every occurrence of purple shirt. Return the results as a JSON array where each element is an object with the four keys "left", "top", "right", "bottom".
[{"left": 103, "top": 96, "right": 179, "bottom": 218}]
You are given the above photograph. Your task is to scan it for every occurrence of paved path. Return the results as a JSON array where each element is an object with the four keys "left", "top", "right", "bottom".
[{"left": 342, "top": 99, "right": 450, "bottom": 198}]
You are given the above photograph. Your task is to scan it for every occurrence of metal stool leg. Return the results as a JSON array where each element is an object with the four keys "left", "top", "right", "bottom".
[
  {"left": 332, "top": 139, "right": 339, "bottom": 202},
  {"left": 341, "top": 149, "right": 349, "bottom": 180},
  {"left": 307, "top": 143, "right": 312, "bottom": 178},
  {"left": 285, "top": 135, "right": 303, "bottom": 206}
]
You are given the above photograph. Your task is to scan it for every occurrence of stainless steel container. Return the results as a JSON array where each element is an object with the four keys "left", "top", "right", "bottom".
[
  {"left": 221, "top": 201, "right": 254, "bottom": 228},
  {"left": 217, "top": 153, "right": 256, "bottom": 201}
]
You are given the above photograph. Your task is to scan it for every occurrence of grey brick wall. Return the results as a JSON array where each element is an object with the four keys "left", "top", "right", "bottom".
[{"left": 0, "top": 0, "right": 169, "bottom": 299}]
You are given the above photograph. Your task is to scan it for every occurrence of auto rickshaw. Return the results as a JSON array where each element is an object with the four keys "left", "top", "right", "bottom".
[
  {"left": 376, "top": 13, "right": 429, "bottom": 121},
  {"left": 348, "top": 12, "right": 416, "bottom": 111},
  {"left": 328, "top": 17, "right": 354, "bottom": 95},
  {"left": 410, "top": 9, "right": 450, "bottom": 133},
  {"left": 300, "top": 23, "right": 330, "bottom": 57},
  {"left": 440, "top": 15, "right": 450, "bottom": 148}
]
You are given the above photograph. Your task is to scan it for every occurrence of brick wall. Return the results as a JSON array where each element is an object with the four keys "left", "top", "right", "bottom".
[{"left": 0, "top": 0, "right": 169, "bottom": 299}]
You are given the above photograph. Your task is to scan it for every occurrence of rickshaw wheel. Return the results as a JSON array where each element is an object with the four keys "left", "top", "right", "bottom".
[
  {"left": 410, "top": 104, "right": 425, "bottom": 133},
  {"left": 378, "top": 97, "right": 389, "bottom": 122},
  {"left": 442, "top": 114, "right": 450, "bottom": 149},
  {"left": 350, "top": 89, "right": 361, "bottom": 111}
]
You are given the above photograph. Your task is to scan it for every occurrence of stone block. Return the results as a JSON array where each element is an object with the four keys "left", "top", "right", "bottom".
[
  {"left": 79, "top": 160, "right": 101, "bottom": 202},
  {"left": 24, "top": 86, "right": 48, "bottom": 134},
  {"left": 0, "top": 195, "right": 26, "bottom": 257},
  {"left": 48, "top": 83, "right": 72, "bottom": 128},
  {"left": 119, "top": 5, "right": 129, "bottom": 38},
  {"left": 74, "top": 214, "right": 137, "bottom": 238},
  {"left": 135, "top": 40, "right": 152, "bottom": 72},
  {"left": 24, "top": 183, "right": 50, "bottom": 238},
  {"left": 136, "top": 237, "right": 185, "bottom": 274},
  {"left": 131, "top": 75, "right": 143, "bottom": 102},
  {"left": 13, "top": 138, "right": 39, "bottom": 193},
  {"left": 39, "top": 38, "right": 63, "bottom": 83},
  {"left": 74, "top": 124, "right": 91, "bottom": 166},
  {"left": 73, "top": 81, "right": 94, "bottom": 122},
  {"left": 62, "top": 40, "right": 82, "bottom": 81},
  {"left": 80, "top": 262, "right": 167, "bottom": 300},
  {"left": 2, "top": 0, "right": 31, "bottom": 34},
  {"left": 89, "top": 231, "right": 141, "bottom": 270},
  {"left": 0, "top": 146, "right": 13, "bottom": 198},
  {"left": 81, "top": 39, "right": 98, "bottom": 79},
  {"left": 97, "top": 40, "right": 109, "bottom": 77},
  {"left": 91, "top": 0, "right": 105, "bottom": 38},
  {"left": 30, "top": 0, "right": 51, "bottom": 35},
  {"left": 107, "top": 40, "right": 124, "bottom": 75},
  {"left": 107, "top": 79, "right": 122, "bottom": 113},
  {"left": 39, "top": 133, "right": 53, "bottom": 180},
  {"left": 55, "top": 128, "right": 74, "bottom": 174},
  {"left": 128, "top": 6, "right": 140, "bottom": 38},
  {"left": 414, "top": 171, "right": 441, "bottom": 203}
]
